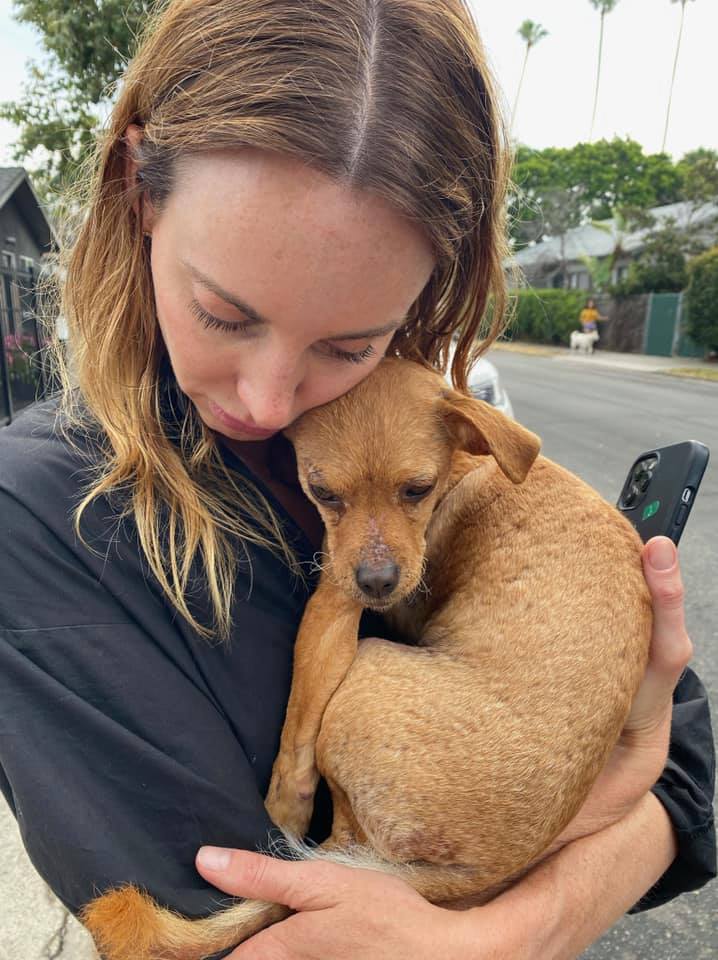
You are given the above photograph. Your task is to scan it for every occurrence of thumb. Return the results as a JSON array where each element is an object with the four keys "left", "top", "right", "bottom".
[
  {"left": 626, "top": 537, "right": 693, "bottom": 733},
  {"left": 196, "top": 847, "right": 340, "bottom": 911}
]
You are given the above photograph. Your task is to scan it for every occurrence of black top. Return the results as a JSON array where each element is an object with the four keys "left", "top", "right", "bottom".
[{"left": 0, "top": 398, "right": 715, "bottom": 928}]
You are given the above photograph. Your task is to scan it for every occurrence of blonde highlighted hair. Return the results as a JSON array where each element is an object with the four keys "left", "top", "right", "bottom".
[{"left": 54, "top": 0, "right": 513, "bottom": 639}]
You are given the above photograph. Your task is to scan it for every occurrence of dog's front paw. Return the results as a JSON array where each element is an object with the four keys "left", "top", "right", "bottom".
[{"left": 265, "top": 755, "right": 317, "bottom": 837}]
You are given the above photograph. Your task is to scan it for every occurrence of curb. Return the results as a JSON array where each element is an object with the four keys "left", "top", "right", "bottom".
[
  {"left": 656, "top": 369, "right": 718, "bottom": 383},
  {"left": 491, "top": 342, "right": 718, "bottom": 381}
]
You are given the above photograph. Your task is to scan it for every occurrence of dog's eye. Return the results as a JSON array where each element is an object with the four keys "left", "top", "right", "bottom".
[
  {"left": 309, "top": 484, "right": 342, "bottom": 506},
  {"left": 401, "top": 483, "right": 435, "bottom": 502}
]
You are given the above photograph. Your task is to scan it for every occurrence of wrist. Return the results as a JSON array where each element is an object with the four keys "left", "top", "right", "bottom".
[
  {"left": 529, "top": 793, "right": 676, "bottom": 960},
  {"left": 453, "top": 873, "right": 562, "bottom": 960},
  {"left": 453, "top": 793, "right": 676, "bottom": 960}
]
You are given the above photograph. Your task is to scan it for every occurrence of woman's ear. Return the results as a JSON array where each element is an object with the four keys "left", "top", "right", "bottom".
[
  {"left": 123, "top": 123, "right": 155, "bottom": 234},
  {"left": 438, "top": 388, "right": 541, "bottom": 484}
]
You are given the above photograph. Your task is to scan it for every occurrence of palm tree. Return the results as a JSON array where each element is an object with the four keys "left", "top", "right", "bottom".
[
  {"left": 511, "top": 21, "right": 549, "bottom": 133},
  {"left": 588, "top": 0, "right": 620, "bottom": 143},
  {"left": 662, "top": 0, "right": 697, "bottom": 153}
]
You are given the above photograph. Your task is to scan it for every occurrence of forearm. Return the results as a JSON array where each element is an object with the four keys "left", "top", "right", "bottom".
[{"left": 461, "top": 792, "right": 677, "bottom": 960}]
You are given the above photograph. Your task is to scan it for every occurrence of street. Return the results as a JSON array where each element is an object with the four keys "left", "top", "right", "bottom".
[{"left": 490, "top": 349, "right": 717, "bottom": 960}]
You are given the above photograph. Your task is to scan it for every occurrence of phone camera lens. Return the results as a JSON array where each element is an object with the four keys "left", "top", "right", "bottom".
[
  {"left": 634, "top": 470, "right": 651, "bottom": 492},
  {"left": 622, "top": 488, "right": 637, "bottom": 507},
  {"left": 620, "top": 454, "right": 660, "bottom": 512}
]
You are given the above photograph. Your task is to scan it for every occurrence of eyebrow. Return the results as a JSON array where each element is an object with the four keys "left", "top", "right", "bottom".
[{"left": 182, "top": 259, "right": 405, "bottom": 340}]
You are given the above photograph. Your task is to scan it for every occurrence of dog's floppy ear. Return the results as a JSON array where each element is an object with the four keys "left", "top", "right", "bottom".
[{"left": 439, "top": 389, "right": 541, "bottom": 484}]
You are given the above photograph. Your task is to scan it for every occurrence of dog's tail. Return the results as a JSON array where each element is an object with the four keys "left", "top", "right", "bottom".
[
  {"left": 81, "top": 838, "right": 498, "bottom": 960},
  {"left": 81, "top": 883, "right": 288, "bottom": 960}
]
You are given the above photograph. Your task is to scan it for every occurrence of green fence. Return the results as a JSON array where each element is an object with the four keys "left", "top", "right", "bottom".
[{"left": 643, "top": 292, "right": 706, "bottom": 358}]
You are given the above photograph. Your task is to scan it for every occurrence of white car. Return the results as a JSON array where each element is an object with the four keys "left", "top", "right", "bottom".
[{"left": 445, "top": 350, "right": 514, "bottom": 419}]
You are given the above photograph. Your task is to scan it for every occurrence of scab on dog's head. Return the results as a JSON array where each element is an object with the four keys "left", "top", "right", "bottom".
[{"left": 283, "top": 358, "right": 540, "bottom": 609}]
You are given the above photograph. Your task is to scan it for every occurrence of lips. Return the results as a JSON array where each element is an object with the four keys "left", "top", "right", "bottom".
[{"left": 207, "top": 400, "right": 277, "bottom": 438}]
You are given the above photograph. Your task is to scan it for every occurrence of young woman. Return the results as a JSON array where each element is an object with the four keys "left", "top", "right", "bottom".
[
  {"left": 579, "top": 298, "right": 607, "bottom": 333},
  {"left": 0, "top": 1, "right": 714, "bottom": 957}
]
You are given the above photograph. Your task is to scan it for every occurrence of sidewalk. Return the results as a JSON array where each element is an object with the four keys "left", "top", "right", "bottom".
[
  {"left": 0, "top": 797, "right": 97, "bottom": 959},
  {"left": 492, "top": 341, "right": 718, "bottom": 381}
]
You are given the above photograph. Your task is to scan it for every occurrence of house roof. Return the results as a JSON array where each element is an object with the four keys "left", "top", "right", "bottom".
[
  {"left": 509, "top": 199, "right": 718, "bottom": 269},
  {"left": 0, "top": 168, "right": 25, "bottom": 208},
  {"left": 0, "top": 166, "right": 57, "bottom": 252},
  {"left": 511, "top": 222, "right": 615, "bottom": 267}
]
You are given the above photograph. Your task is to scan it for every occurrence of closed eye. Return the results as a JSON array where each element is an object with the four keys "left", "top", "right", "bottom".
[
  {"left": 189, "top": 299, "right": 377, "bottom": 364},
  {"left": 401, "top": 482, "right": 436, "bottom": 502},
  {"left": 308, "top": 483, "right": 343, "bottom": 507},
  {"left": 189, "top": 299, "right": 251, "bottom": 333}
]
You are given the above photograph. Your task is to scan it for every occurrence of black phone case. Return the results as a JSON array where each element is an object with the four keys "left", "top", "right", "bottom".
[{"left": 616, "top": 441, "right": 710, "bottom": 545}]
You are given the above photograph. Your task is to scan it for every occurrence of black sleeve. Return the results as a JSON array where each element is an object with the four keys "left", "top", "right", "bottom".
[
  {"left": 0, "top": 489, "right": 281, "bottom": 921},
  {"left": 629, "top": 667, "right": 716, "bottom": 912}
]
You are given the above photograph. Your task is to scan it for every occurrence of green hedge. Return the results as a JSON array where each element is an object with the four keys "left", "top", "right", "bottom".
[
  {"left": 503, "top": 289, "right": 589, "bottom": 345},
  {"left": 685, "top": 248, "right": 718, "bottom": 353}
]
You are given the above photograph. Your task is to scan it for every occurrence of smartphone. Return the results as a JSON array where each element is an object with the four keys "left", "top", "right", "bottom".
[{"left": 616, "top": 441, "right": 710, "bottom": 545}]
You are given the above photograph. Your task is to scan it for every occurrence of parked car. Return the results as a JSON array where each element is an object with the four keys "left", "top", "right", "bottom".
[{"left": 445, "top": 349, "right": 514, "bottom": 419}]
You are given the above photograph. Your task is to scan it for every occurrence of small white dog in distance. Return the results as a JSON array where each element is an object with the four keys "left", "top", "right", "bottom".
[{"left": 570, "top": 329, "right": 600, "bottom": 355}]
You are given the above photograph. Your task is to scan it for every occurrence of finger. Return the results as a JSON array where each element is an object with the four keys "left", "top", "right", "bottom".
[
  {"left": 627, "top": 537, "right": 693, "bottom": 732},
  {"left": 196, "top": 847, "right": 341, "bottom": 912}
]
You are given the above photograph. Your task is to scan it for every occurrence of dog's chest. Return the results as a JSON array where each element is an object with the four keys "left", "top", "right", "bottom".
[{"left": 383, "top": 589, "right": 433, "bottom": 646}]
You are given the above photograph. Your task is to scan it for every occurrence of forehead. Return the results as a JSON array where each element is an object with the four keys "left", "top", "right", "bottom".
[{"left": 164, "top": 150, "right": 435, "bottom": 338}]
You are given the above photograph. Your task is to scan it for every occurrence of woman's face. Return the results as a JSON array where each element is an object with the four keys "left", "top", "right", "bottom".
[{"left": 145, "top": 148, "right": 436, "bottom": 442}]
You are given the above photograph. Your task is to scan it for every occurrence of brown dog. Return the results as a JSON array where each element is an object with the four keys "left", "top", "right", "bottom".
[{"left": 83, "top": 357, "right": 652, "bottom": 959}]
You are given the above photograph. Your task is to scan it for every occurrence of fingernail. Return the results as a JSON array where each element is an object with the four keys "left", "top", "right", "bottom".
[
  {"left": 648, "top": 538, "right": 676, "bottom": 571},
  {"left": 197, "top": 846, "right": 231, "bottom": 871}
]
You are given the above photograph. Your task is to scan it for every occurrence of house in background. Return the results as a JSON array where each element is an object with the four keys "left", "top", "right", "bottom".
[
  {"left": 0, "top": 167, "right": 55, "bottom": 278},
  {"left": 509, "top": 200, "right": 718, "bottom": 291},
  {"left": 1, "top": 167, "right": 57, "bottom": 424}
]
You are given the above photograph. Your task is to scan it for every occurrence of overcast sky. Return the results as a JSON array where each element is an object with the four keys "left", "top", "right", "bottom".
[{"left": 1, "top": 0, "right": 716, "bottom": 167}]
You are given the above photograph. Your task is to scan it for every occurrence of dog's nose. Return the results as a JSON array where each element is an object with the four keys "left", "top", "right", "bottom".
[{"left": 355, "top": 562, "right": 400, "bottom": 601}]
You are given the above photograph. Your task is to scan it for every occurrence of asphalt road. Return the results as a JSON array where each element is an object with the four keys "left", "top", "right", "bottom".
[{"left": 490, "top": 350, "right": 717, "bottom": 960}]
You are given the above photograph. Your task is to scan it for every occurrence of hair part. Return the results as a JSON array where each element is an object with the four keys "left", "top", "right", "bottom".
[{"left": 51, "top": 0, "right": 514, "bottom": 640}]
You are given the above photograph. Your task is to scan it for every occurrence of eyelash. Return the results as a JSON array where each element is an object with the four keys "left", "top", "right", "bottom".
[{"left": 188, "top": 298, "right": 377, "bottom": 364}]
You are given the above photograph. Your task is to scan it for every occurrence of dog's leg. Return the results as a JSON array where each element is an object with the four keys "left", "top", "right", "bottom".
[{"left": 266, "top": 578, "right": 363, "bottom": 836}]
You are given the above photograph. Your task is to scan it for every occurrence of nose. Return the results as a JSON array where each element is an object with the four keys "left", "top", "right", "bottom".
[
  {"left": 355, "top": 562, "right": 400, "bottom": 601},
  {"left": 236, "top": 360, "right": 302, "bottom": 431}
]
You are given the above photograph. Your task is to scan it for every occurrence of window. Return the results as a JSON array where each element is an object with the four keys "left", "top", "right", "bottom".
[
  {"left": 19, "top": 256, "right": 35, "bottom": 274},
  {"left": 1, "top": 251, "right": 16, "bottom": 270},
  {"left": 613, "top": 265, "right": 629, "bottom": 284}
]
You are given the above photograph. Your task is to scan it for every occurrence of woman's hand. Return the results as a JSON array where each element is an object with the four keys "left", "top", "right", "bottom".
[
  {"left": 195, "top": 848, "right": 470, "bottom": 959},
  {"left": 544, "top": 535, "right": 693, "bottom": 853}
]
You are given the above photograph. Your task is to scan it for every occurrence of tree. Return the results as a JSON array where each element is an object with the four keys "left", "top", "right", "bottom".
[
  {"left": 672, "top": 149, "right": 718, "bottom": 249},
  {"left": 509, "top": 138, "right": 682, "bottom": 247},
  {"left": 588, "top": 0, "right": 620, "bottom": 143},
  {"left": 663, "top": 0, "right": 697, "bottom": 153},
  {"left": 0, "top": 0, "right": 150, "bottom": 201},
  {"left": 578, "top": 254, "right": 613, "bottom": 292},
  {"left": 511, "top": 21, "right": 549, "bottom": 133},
  {"left": 685, "top": 247, "right": 718, "bottom": 353},
  {"left": 537, "top": 187, "right": 587, "bottom": 288},
  {"left": 617, "top": 220, "right": 691, "bottom": 294},
  {"left": 584, "top": 206, "right": 656, "bottom": 291},
  {"left": 676, "top": 148, "right": 718, "bottom": 206}
]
